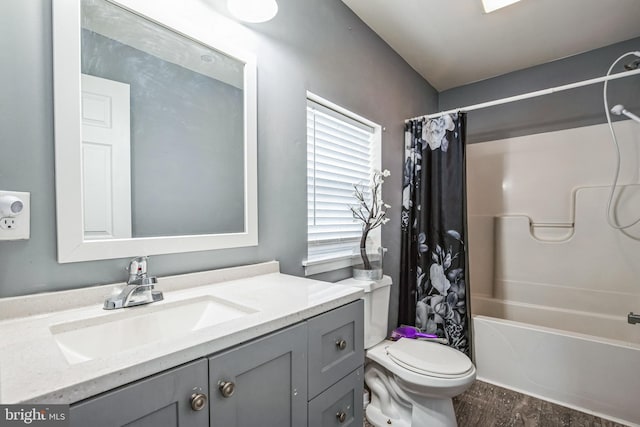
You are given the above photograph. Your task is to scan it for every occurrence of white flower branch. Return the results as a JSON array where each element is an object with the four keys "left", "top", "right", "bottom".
[{"left": 350, "top": 169, "right": 390, "bottom": 269}]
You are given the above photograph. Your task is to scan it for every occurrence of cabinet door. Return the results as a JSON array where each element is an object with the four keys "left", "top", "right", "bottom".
[
  {"left": 70, "top": 359, "right": 209, "bottom": 427},
  {"left": 308, "top": 367, "right": 364, "bottom": 427},
  {"left": 208, "top": 323, "right": 307, "bottom": 427},
  {"left": 308, "top": 300, "right": 364, "bottom": 399}
]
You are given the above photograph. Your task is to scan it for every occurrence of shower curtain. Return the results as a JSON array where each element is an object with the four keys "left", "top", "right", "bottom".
[{"left": 399, "top": 113, "right": 472, "bottom": 356}]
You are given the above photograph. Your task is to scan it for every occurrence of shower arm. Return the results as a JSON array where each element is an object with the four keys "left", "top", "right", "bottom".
[{"left": 611, "top": 104, "right": 640, "bottom": 125}]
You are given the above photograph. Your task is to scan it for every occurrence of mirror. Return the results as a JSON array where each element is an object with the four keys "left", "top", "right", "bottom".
[{"left": 53, "top": 0, "right": 258, "bottom": 263}]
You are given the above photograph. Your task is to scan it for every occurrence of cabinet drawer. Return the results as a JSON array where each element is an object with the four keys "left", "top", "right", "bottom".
[
  {"left": 308, "top": 366, "right": 364, "bottom": 427},
  {"left": 308, "top": 300, "right": 364, "bottom": 399}
]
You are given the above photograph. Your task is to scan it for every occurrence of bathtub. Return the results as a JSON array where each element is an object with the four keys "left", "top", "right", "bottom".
[
  {"left": 472, "top": 296, "right": 640, "bottom": 426},
  {"left": 465, "top": 123, "right": 640, "bottom": 425}
]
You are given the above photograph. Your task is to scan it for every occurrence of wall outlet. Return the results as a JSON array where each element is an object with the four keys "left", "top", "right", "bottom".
[
  {"left": 0, "top": 191, "right": 30, "bottom": 240},
  {"left": 0, "top": 217, "right": 17, "bottom": 230}
]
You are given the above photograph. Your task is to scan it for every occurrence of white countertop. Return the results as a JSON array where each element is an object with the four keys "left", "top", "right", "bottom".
[{"left": 0, "top": 262, "right": 363, "bottom": 404}]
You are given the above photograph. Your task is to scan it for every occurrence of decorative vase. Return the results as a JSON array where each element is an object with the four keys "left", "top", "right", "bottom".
[{"left": 352, "top": 246, "right": 384, "bottom": 280}]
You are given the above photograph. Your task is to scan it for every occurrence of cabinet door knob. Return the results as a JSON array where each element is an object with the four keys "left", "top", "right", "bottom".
[
  {"left": 336, "top": 339, "right": 347, "bottom": 350},
  {"left": 336, "top": 411, "right": 347, "bottom": 423},
  {"left": 218, "top": 380, "right": 236, "bottom": 398},
  {"left": 190, "top": 393, "right": 208, "bottom": 411}
]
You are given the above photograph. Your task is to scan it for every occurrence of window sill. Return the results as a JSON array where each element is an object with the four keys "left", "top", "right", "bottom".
[{"left": 302, "top": 254, "right": 355, "bottom": 276}]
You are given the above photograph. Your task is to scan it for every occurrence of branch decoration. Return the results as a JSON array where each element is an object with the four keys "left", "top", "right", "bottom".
[{"left": 350, "top": 169, "right": 390, "bottom": 269}]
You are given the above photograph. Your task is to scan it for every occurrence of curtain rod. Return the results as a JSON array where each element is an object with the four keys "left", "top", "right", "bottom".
[{"left": 405, "top": 68, "right": 640, "bottom": 123}]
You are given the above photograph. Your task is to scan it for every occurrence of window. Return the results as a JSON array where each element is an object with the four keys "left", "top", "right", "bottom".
[{"left": 304, "top": 92, "right": 381, "bottom": 275}]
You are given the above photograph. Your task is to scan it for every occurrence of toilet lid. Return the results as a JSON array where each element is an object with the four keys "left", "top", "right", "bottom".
[{"left": 386, "top": 338, "right": 473, "bottom": 378}]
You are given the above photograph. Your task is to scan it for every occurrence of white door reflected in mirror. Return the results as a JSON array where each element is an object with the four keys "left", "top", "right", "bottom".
[{"left": 81, "top": 74, "right": 132, "bottom": 240}]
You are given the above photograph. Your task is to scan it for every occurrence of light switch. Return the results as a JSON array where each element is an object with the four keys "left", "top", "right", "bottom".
[{"left": 0, "top": 191, "right": 30, "bottom": 240}]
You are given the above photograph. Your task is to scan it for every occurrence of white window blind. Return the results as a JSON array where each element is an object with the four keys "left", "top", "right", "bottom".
[{"left": 307, "top": 99, "right": 375, "bottom": 261}]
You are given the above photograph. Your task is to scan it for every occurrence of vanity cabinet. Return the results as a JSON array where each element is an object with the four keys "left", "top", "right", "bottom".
[
  {"left": 69, "top": 300, "right": 364, "bottom": 427},
  {"left": 70, "top": 359, "right": 209, "bottom": 427},
  {"left": 208, "top": 323, "right": 308, "bottom": 426}
]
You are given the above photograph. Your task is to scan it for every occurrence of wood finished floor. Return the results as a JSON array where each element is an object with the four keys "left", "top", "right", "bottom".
[{"left": 363, "top": 380, "right": 629, "bottom": 427}]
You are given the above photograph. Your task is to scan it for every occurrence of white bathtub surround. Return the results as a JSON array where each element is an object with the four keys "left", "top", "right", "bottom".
[
  {"left": 466, "top": 121, "right": 640, "bottom": 225},
  {"left": 493, "top": 186, "right": 640, "bottom": 316},
  {"left": 467, "top": 120, "right": 640, "bottom": 309},
  {"left": 466, "top": 120, "right": 640, "bottom": 342},
  {"left": 473, "top": 315, "right": 640, "bottom": 426},
  {"left": 467, "top": 121, "right": 640, "bottom": 426},
  {"left": 0, "top": 261, "right": 363, "bottom": 404}
]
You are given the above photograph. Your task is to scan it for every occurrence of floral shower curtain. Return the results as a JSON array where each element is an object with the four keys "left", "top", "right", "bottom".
[{"left": 399, "top": 113, "right": 472, "bottom": 356}]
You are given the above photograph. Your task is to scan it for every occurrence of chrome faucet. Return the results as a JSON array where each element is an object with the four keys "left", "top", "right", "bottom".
[{"left": 103, "top": 256, "right": 164, "bottom": 310}]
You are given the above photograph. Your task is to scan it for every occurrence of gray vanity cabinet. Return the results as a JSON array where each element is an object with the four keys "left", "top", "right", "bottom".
[
  {"left": 69, "top": 359, "right": 209, "bottom": 427},
  {"left": 208, "top": 322, "right": 308, "bottom": 427},
  {"left": 69, "top": 300, "right": 364, "bottom": 427}
]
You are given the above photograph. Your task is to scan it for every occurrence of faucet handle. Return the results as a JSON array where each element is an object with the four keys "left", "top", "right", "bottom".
[{"left": 128, "top": 256, "right": 149, "bottom": 277}]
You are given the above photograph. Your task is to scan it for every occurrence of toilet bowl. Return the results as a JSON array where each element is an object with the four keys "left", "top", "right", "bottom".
[
  {"left": 365, "top": 338, "right": 475, "bottom": 426},
  {"left": 337, "top": 276, "right": 475, "bottom": 427}
]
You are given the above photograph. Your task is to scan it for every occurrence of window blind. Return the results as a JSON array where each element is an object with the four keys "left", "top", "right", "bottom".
[{"left": 307, "top": 100, "right": 374, "bottom": 260}]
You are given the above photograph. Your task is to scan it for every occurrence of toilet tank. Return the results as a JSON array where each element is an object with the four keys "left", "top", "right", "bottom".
[{"left": 337, "top": 276, "right": 392, "bottom": 349}]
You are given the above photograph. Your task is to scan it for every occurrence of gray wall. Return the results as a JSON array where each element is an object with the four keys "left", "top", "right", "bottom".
[
  {"left": 0, "top": 0, "right": 437, "bottom": 331},
  {"left": 82, "top": 29, "right": 245, "bottom": 237},
  {"left": 439, "top": 37, "right": 640, "bottom": 144},
  {"left": 8, "top": 0, "right": 634, "bottom": 332}
]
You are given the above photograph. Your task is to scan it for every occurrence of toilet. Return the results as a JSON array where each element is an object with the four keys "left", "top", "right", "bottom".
[{"left": 338, "top": 276, "right": 475, "bottom": 427}]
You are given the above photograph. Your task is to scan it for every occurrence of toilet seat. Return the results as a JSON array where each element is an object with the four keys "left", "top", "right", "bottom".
[{"left": 385, "top": 338, "right": 474, "bottom": 379}]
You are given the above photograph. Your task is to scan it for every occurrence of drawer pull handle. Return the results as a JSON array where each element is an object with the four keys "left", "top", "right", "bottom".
[
  {"left": 336, "top": 339, "right": 347, "bottom": 350},
  {"left": 218, "top": 380, "right": 236, "bottom": 398},
  {"left": 190, "top": 393, "right": 208, "bottom": 411},
  {"left": 336, "top": 411, "right": 347, "bottom": 423}
]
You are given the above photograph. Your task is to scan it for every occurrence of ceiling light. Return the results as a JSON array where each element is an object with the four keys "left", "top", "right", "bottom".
[
  {"left": 482, "top": 0, "right": 521, "bottom": 13},
  {"left": 227, "top": 0, "right": 278, "bottom": 23}
]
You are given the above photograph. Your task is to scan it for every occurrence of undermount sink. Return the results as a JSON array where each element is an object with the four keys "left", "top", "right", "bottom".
[{"left": 50, "top": 296, "right": 257, "bottom": 365}]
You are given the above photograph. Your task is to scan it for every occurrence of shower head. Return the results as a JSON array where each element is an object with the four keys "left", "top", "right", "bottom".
[
  {"left": 624, "top": 51, "right": 640, "bottom": 70},
  {"left": 624, "top": 59, "right": 640, "bottom": 70},
  {"left": 611, "top": 104, "right": 640, "bottom": 125}
]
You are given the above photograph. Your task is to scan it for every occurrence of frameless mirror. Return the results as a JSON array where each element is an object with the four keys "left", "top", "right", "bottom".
[{"left": 53, "top": 0, "right": 258, "bottom": 263}]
